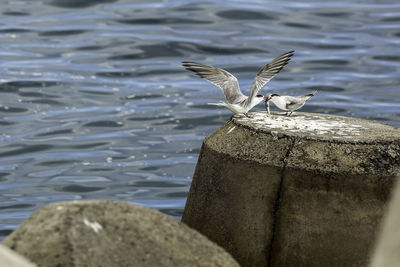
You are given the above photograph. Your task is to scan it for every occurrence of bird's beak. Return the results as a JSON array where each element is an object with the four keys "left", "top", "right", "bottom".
[{"left": 263, "top": 96, "right": 271, "bottom": 101}]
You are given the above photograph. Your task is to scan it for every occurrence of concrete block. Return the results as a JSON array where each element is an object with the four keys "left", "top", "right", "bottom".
[
  {"left": 0, "top": 244, "right": 36, "bottom": 267},
  {"left": 3, "top": 200, "right": 239, "bottom": 267},
  {"left": 182, "top": 112, "right": 400, "bottom": 267},
  {"left": 370, "top": 176, "right": 400, "bottom": 267}
]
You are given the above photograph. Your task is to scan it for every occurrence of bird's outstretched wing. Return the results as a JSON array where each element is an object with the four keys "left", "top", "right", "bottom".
[
  {"left": 182, "top": 61, "right": 247, "bottom": 104},
  {"left": 249, "top": 51, "right": 294, "bottom": 100}
]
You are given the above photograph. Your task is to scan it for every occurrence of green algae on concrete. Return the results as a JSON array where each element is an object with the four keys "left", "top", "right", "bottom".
[
  {"left": 182, "top": 111, "right": 400, "bottom": 267},
  {"left": 3, "top": 201, "right": 240, "bottom": 267}
]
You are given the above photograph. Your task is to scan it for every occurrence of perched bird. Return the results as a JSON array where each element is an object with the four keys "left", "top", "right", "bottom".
[
  {"left": 264, "top": 90, "right": 317, "bottom": 116},
  {"left": 182, "top": 51, "right": 294, "bottom": 118}
]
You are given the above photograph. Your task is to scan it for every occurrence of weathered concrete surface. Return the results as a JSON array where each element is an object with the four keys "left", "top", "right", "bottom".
[
  {"left": 0, "top": 244, "right": 36, "bottom": 267},
  {"left": 370, "top": 176, "right": 400, "bottom": 267},
  {"left": 182, "top": 111, "right": 400, "bottom": 267},
  {"left": 3, "top": 201, "right": 239, "bottom": 267}
]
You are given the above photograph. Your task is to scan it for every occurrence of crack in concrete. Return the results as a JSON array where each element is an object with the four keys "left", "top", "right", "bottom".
[{"left": 267, "top": 137, "right": 296, "bottom": 266}]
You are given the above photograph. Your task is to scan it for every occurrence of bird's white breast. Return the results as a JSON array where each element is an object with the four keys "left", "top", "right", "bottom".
[{"left": 270, "top": 97, "right": 288, "bottom": 110}]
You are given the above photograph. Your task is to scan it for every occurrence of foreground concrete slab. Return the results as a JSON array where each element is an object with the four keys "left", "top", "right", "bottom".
[
  {"left": 370, "top": 176, "right": 400, "bottom": 267},
  {"left": 3, "top": 201, "right": 239, "bottom": 267},
  {"left": 0, "top": 244, "right": 36, "bottom": 267},
  {"left": 182, "top": 111, "right": 400, "bottom": 267}
]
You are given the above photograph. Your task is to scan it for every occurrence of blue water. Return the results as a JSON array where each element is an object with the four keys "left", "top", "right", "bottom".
[{"left": 0, "top": 0, "right": 399, "bottom": 240}]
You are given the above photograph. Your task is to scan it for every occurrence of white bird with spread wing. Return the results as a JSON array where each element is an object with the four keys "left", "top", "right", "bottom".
[{"left": 182, "top": 51, "right": 294, "bottom": 118}]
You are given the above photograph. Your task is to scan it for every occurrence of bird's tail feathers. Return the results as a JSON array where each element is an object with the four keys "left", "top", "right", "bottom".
[
  {"left": 304, "top": 90, "right": 318, "bottom": 98},
  {"left": 307, "top": 90, "right": 318, "bottom": 96},
  {"left": 207, "top": 102, "right": 227, "bottom": 106}
]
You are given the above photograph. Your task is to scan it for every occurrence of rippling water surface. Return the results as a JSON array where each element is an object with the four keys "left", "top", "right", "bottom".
[{"left": 0, "top": 0, "right": 399, "bottom": 240}]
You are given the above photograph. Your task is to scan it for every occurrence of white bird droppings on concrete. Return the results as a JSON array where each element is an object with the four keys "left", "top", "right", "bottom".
[
  {"left": 227, "top": 126, "right": 236, "bottom": 134},
  {"left": 83, "top": 218, "right": 103, "bottom": 233},
  {"left": 236, "top": 112, "right": 367, "bottom": 138}
]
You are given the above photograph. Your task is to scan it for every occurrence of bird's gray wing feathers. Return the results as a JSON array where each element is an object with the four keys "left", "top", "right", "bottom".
[
  {"left": 283, "top": 96, "right": 302, "bottom": 110},
  {"left": 249, "top": 51, "right": 294, "bottom": 100},
  {"left": 182, "top": 61, "right": 246, "bottom": 104}
]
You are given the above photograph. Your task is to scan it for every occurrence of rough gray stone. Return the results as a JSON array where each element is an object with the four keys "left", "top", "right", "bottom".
[
  {"left": 3, "top": 201, "right": 239, "bottom": 267},
  {"left": 182, "top": 111, "right": 400, "bottom": 267},
  {"left": 0, "top": 244, "right": 36, "bottom": 267}
]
